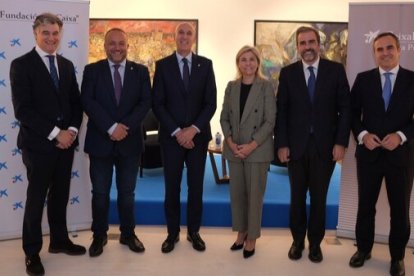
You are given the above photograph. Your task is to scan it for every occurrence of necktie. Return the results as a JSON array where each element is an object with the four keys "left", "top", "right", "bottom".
[
  {"left": 47, "top": 55, "right": 59, "bottom": 90},
  {"left": 383, "top": 72, "right": 392, "bottom": 110},
  {"left": 113, "top": 64, "right": 122, "bottom": 105},
  {"left": 307, "top": 66, "right": 316, "bottom": 103},
  {"left": 182, "top": 58, "right": 190, "bottom": 91}
]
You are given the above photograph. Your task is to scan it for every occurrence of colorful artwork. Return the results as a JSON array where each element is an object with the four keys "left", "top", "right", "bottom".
[
  {"left": 89, "top": 19, "right": 198, "bottom": 81},
  {"left": 254, "top": 21, "right": 348, "bottom": 88}
]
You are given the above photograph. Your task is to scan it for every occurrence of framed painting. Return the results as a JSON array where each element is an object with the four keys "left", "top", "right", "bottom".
[
  {"left": 254, "top": 20, "right": 348, "bottom": 87},
  {"left": 89, "top": 19, "right": 198, "bottom": 80}
]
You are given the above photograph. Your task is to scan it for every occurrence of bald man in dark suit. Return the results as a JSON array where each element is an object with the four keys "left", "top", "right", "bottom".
[{"left": 152, "top": 22, "right": 217, "bottom": 253}]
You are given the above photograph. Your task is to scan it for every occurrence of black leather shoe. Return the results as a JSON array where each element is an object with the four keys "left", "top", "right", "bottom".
[
  {"left": 89, "top": 236, "right": 108, "bottom": 257},
  {"left": 230, "top": 242, "right": 244, "bottom": 251},
  {"left": 161, "top": 234, "right": 179, "bottom": 253},
  {"left": 120, "top": 234, "right": 145, "bottom": 253},
  {"left": 308, "top": 245, "right": 323, "bottom": 263},
  {"left": 390, "top": 259, "right": 405, "bottom": 276},
  {"left": 48, "top": 240, "right": 86, "bottom": 255},
  {"left": 288, "top": 241, "right": 304, "bottom": 260},
  {"left": 243, "top": 249, "right": 255, "bottom": 259},
  {"left": 25, "top": 254, "right": 45, "bottom": 276},
  {"left": 349, "top": 251, "right": 371, "bottom": 268},
  {"left": 187, "top": 232, "right": 206, "bottom": 251}
]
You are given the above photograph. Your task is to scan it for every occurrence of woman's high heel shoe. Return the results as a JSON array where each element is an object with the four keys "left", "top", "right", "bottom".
[
  {"left": 230, "top": 242, "right": 244, "bottom": 251},
  {"left": 243, "top": 248, "right": 255, "bottom": 258}
]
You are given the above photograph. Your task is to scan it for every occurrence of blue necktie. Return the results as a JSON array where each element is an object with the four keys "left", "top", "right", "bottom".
[
  {"left": 182, "top": 58, "right": 190, "bottom": 91},
  {"left": 308, "top": 66, "right": 316, "bottom": 103},
  {"left": 383, "top": 72, "right": 392, "bottom": 110},
  {"left": 113, "top": 64, "right": 122, "bottom": 105},
  {"left": 47, "top": 55, "right": 59, "bottom": 90}
]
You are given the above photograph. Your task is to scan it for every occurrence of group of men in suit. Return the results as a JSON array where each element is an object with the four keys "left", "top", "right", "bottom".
[
  {"left": 275, "top": 27, "right": 414, "bottom": 276},
  {"left": 10, "top": 13, "right": 216, "bottom": 276},
  {"left": 9, "top": 12, "right": 413, "bottom": 276}
]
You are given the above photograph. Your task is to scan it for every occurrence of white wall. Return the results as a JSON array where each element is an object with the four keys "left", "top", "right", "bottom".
[{"left": 89, "top": 0, "right": 411, "bottom": 133}]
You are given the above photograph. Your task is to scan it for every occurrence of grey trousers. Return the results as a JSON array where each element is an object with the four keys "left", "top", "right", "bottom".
[{"left": 228, "top": 161, "right": 269, "bottom": 239}]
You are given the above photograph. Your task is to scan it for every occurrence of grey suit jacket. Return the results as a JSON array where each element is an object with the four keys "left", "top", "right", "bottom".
[{"left": 220, "top": 78, "right": 276, "bottom": 162}]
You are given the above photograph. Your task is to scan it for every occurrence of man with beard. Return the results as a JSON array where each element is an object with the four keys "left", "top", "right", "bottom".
[
  {"left": 274, "top": 26, "right": 351, "bottom": 263},
  {"left": 81, "top": 28, "right": 151, "bottom": 257}
]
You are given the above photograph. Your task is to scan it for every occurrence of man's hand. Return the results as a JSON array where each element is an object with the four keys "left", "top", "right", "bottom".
[
  {"left": 362, "top": 133, "right": 382, "bottom": 150},
  {"left": 277, "top": 147, "right": 290, "bottom": 163},
  {"left": 110, "top": 123, "right": 129, "bottom": 141},
  {"left": 176, "top": 127, "right": 197, "bottom": 149},
  {"left": 55, "top": 130, "right": 76, "bottom": 149},
  {"left": 332, "top": 144, "right": 346, "bottom": 161},
  {"left": 381, "top": 133, "right": 401, "bottom": 151}
]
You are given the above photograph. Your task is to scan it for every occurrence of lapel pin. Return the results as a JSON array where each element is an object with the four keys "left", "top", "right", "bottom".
[{"left": 130, "top": 66, "right": 134, "bottom": 70}]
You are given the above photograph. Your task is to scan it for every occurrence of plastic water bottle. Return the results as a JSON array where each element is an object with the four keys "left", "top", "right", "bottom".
[{"left": 215, "top": 132, "right": 222, "bottom": 148}]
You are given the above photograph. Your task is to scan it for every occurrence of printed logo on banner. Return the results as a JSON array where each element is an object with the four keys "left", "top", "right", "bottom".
[
  {"left": 12, "top": 174, "right": 23, "bottom": 183},
  {"left": 0, "top": 106, "right": 6, "bottom": 114},
  {"left": 68, "top": 40, "right": 78, "bottom": 48},
  {"left": 365, "top": 30, "right": 380, "bottom": 43},
  {"left": 0, "top": 162, "right": 8, "bottom": 170},
  {"left": 10, "top": 38, "right": 21, "bottom": 47},
  {"left": 0, "top": 189, "right": 8, "bottom": 198},
  {"left": 365, "top": 29, "right": 414, "bottom": 51},
  {"left": 11, "top": 120, "right": 20, "bottom": 128},
  {"left": 13, "top": 201, "right": 23, "bottom": 210},
  {"left": 11, "top": 148, "right": 22, "bottom": 156},
  {"left": 70, "top": 196, "right": 80, "bottom": 205},
  {"left": 71, "top": 170, "right": 79, "bottom": 179},
  {"left": 0, "top": 51, "right": 5, "bottom": 59},
  {"left": 0, "top": 79, "right": 6, "bottom": 87},
  {"left": 0, "top": 134, "right": 6, "bottom": 142}
]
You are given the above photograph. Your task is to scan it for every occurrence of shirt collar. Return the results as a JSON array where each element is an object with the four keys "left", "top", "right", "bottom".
[
  {"left": 108, "top": 59, "right": 126, "bottom": 68},
  {"left": 176, "top": 52, "right": 193, "bottom": 64},
  {"left": 379, "top": 65, "right": 399, "bottom": 75},
  {"left": 35, "top": 45, "right": 57, "bottom": 58},
  {"left": 302, "top": 57, "right": 320, "bottom": 71}
]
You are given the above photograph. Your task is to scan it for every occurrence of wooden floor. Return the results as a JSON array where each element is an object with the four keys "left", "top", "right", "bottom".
[{"left": 1, "top": 226, "right": 413, "bottom": 276}]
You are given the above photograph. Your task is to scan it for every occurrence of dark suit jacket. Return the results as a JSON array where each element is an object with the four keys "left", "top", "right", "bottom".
[
  {"left": 81, "top": 59, "right": 151, "bottom": 157},
  {"left": 152, "top": 53, "right": 217, "bottom": 144},
  {"left": 351, "top": 66, "right": 414, "bottom": 165},
  {"left": 275, "top": 58, "right": 351, "bottom": 160},
  {"left": 10, "top": 48, "right": 82, "bottom": 152}
]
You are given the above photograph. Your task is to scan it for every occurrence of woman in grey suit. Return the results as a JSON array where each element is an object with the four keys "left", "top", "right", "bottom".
[{"left": 220, "top": 45, "right": 276, "bottom": 258}]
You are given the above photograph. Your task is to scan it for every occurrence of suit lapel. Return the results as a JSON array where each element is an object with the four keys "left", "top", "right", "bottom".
[
  {"left": 296, "top": 61, "right": 310, "bottom": 103},
  {"left": 102, "top": 60, "right": 118, "bottom": 105},
  {"left": 388, "top": 67, "right": 406, "bottom": 111},
  {"left": 240, "top": 79, "right": 260, "bottom": 125},
  {"left": 230, "top": 80, "right": 241, "bottom": 127}
]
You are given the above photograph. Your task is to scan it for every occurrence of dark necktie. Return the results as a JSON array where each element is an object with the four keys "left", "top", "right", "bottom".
[
  {"left": 307, "top": 66, "right": 316, "bottom": 103},
  {"left": 182, "top": 58, "right": 190, "bottom": 91},
  {"left": 47, "top": 55, "right": 59, "bottom": 90},
  {"left": 383, "top": 72, "right": 392, "bottom": 110},
  {"left": 113, "top": 64, "right": 122, "bottom": 105}
]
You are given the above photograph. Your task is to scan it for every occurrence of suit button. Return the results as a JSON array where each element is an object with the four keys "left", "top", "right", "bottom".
[
  {"left": 254, "top": 109, "right": 258, "bottom": 112},
  {"left": 56, "top": 116, "right": 62, "bottom": 122}
]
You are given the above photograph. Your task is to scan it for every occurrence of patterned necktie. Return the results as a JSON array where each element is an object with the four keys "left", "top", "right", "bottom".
[
  {"left": 383, "top": 72, "right": 392, "bottom": 110},
  {"left": 307, "top": 66, "right": 316, "bottom": 103},
  {"left": 182, "top": 58, "right": 190, "bottom": 91},
  {"left": 113, "top": 64, "right": 122, "bottom": 105},
  {"left": 47, "top": 55, "right": 59, "bottom": 90}
]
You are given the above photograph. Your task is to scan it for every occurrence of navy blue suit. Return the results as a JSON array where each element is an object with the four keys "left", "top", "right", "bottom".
[
  {"left": 275, "top": 58, "right": 351, "bottom": 246},
  {"left": 10, "top": 48, "right": 83, "bottom": 255},
  {"left": 81, "top": 59, "right": 151, "bottom": 238},
  {"left": 351, "top": 66, "right": 414, "bottom": 260},
  {"left": 152, "top": 53, "right": 216, "bottom": 235}
]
